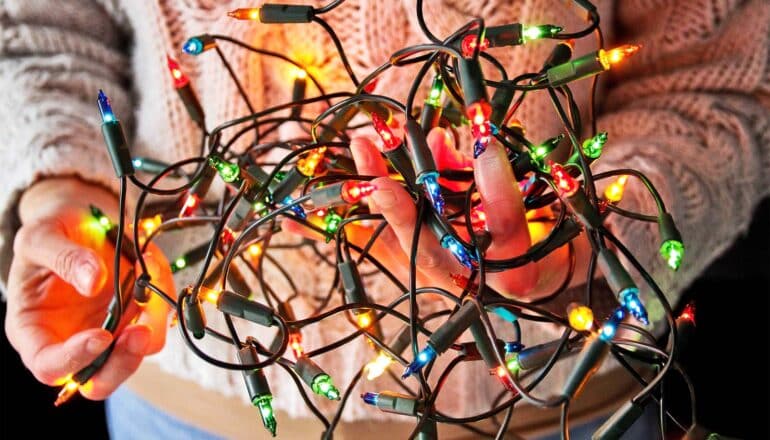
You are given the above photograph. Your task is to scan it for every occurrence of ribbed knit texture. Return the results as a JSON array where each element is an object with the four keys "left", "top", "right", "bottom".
[{"left": 1, "top": 0, "right": 768, "bottom": 422}]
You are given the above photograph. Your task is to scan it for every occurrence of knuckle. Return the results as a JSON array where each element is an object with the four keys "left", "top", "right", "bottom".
[{"left": 415, "top": 251, "right": 441, "bottom": 270}]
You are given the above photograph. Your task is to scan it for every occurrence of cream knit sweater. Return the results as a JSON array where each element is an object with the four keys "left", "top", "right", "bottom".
[{"left": 1, "top": 0, "right": 768, "bottom": 423}]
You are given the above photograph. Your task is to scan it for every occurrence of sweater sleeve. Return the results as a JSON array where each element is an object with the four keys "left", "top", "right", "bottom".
[
  {"left": 0, "top": 0, "right": 133, "bottom": 290},
  {"left": 595, "top": 0, "right": 770, "bottom": 323}
]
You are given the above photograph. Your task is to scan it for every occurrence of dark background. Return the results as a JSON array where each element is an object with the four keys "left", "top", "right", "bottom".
[{"left": 2, "top": 200, "right": 769, "bottom": 439}]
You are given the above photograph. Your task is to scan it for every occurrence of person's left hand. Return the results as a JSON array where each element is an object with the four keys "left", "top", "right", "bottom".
[{"left": 286, "top": 127, "right": 570, "bottom": 299}]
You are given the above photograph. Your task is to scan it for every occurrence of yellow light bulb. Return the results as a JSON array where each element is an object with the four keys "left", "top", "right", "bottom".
[
  {"left": 200, "top": 286, "right": 221, "bottom": 305},
  {"left": 604, "top": 175, "right": 628, "bottom": 203},
  {"left": 364, "top": 352, "right": 393, "bottom": 380},
  {"left": 248, "top": 244, "right": 262, "bottom": 258},
  {"left": 357, "top": 313, "right": 372, "bottom": 329},
  {"left": 567, "top": 303, "right": 594, "bottom": 332}
]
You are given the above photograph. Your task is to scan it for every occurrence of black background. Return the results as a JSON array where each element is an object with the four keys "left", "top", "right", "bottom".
[{"left": 2, "top": 200, "right": 768, "bottom": 439}]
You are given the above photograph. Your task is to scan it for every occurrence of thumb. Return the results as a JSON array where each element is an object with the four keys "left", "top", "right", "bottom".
[{"left": 14, "top": 221, "right": 108, "bottom": 296}]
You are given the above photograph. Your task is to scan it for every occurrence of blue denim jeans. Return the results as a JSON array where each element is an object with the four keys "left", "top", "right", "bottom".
[{"left": 106, "top": 386, "right": 659, "bottom": 439}]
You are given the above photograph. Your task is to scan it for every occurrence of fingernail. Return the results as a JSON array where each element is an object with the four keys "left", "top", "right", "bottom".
[
  {"left": 371, "top": 189, "right": 397, "bottom": 210},
  {"left": 86, "top": 334, "right": 112, "bottom": 355},
  {"left": 128, "top": 328, "right": 152, "bottom": 355},
  {"left": 75, "top": 261, "right": 97, "bottom": 294}
]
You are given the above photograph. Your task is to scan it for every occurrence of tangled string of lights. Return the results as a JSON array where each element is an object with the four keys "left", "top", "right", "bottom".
[{"left": 53, "top": 1, "right": 702, "bottom": 438}]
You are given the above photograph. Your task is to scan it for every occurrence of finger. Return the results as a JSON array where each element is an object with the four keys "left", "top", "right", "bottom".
[
  {"left": 5, "top": 321, "right": 113, "bottom": 385},
  {"left": 427, "top": 127, "right": 473, "bottom": 170},
  {"left": 370, "top": 177, "right": 466, "bottom": 287},
  {"left": 81, "top": 324, "right": 151, "bottom": 400},
  {"left": 350, "top": 137, "right": 389, "bottom": 177},
  {"left": 474, "top": 142, "right": 538, "bottom": 294},
  {"left": 14, "top": 221, "right": 108, "bottom": 297}
]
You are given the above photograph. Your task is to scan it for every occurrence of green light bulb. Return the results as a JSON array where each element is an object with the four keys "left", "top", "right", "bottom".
[
  {"left": 506, "top": 355, "right": 520, "bottom": 373},
  {"left": 89, "top": 205, "right": 113, "bottom": 231},
  {"left": 311, "top": 374, "right": 340, "bottom": 400},
  {"left": 529, "top": 134, "right": 563, "bottom": 163},
  {"left": 660, "top": 239, "right": 684, "bottom": 271},
  {"left": 172, "top": 256, "right": 187, "bottom": 272},
  {"left": 521, "top": 24, "right": 562, "bottom": 42},
  {"left": 581, "top": 131, "right": 608, "bottom": 159},
  {"left": 324, "top": 212, "right": 342, "bottom": 234},
  {"left": 208, "top": 156, "right": 240, "bottom": 183},
  {"left": 425, "top": 75, "right": 443, "bottom": 107},
  {"left": 254, "top": 395, "right": 277, "bottom": 437}
]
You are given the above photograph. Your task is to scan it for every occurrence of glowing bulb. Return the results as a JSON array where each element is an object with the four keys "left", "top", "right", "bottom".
[
  {"left": 180, "top": 194, "right": 200, "bottom": 217},
  {"left": 598, "top": 44, "right": 641, "bottom": 70},
  {"left": 140, "top": 215, "right": 162, "bottom": 237},
  {"left": 461, "top": 34, "right": 490, "bottom": 57},
  {"left": 172, "top": 256, "right": 187, "bottom": 272},
  {"left": 296, "top": 147, "right": 327, "bottom": 177},
  {"left": 166, "top": 55, "right": 190, "bottom": 89},
  {"left": 549, "top": 162, "right": 580, "bottom": 197},
  {"left": 97, "top": 89, "right": 116, "bottom": 123},
  {"left": 660, "top": 239, "right": 684, "bottom": 271},
  {"left": 403, "top": 345, "right": 437, "bottom": 378},
  {"left": 521, "top": 24, "right": 562, "bottom": 42},
  {"left": 370, "top": 112, "right": 402, "bottom": 152},
  {"left": 182, "top": 37, "right": 205, "bottom": 55},
  {"left": 678, "top": 303, "right": 696, "bottom": 325},
  {"left": 340, "top": 181, "right": 376, "bottom": 204},
  {"left": 581, "top": 131, "right": 607, "bottom": 159},
  {"left": 604, "top": 175, "right": 628, "bottom": 203},
  {"left": 364, "top": 352, "right": 393, "bottom": 380},
  {"left": 228, "top": 8, "right": 261, "bottom": 21},
  {"left": 425, "top": 75, "right": 443, "bottom": 107},
  {"left": 200, "top": 286, "right": 221, "bottom": 305},
  {"left": 311, "top": 374, "right": 340, "bottom": 400},
  {"left": 567, "top": 303, "right": 594, "bottom": 332},
  {"left": 440, "top": 234, "right": 474, "bottom": 269},
  {"left": 419, "top": 172, "right": 445, "bottom": 215},
  {"left": 54, "top": 379, "right": 80, "bottom": 406},
  {"left": 357, "top": 312, "right": 373, "bottom": 329},
  {"left": 254, "top": 395, "right": 277, "bottom": 437},
  {"left": 289, "top": 332, "right": 304, "bottom": 359},
  {"left": 208, "top": 156, "right": 240, "bottom": 183},
  {"left": 248, "top": 244, "right": 263, "bottom": 258}
]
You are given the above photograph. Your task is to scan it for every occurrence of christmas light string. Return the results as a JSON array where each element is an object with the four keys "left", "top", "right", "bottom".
[{"left": 50, "top": 0, "right": 703, "bottom": 438}]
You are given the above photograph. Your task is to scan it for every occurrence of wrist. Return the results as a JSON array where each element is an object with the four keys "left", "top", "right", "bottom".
[{"left": 19, "top": 176, "right": 119, "bottom": 224}]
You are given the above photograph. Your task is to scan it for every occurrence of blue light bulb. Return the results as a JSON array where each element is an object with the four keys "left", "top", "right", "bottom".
[
  {"left": 473, "top": 138, "right": 488, "bottom": 158},
  {"left": 282, "top": 196, "right": 306, "bottom": 220},
  {"left": 97, "top": 90, "right": 116, "bottom": 123},
  {"left": 402, "top": 345, "right": 437, "bottom": 378},
  {"left": 417, "top": 172, "right": 446, "bottom": 216},
  {"left": 361, "top": 392, "right": 378, "bottom": 406},
  {"left": 599, "top": 307, "right": 626, "bottom": 342},
  {"left": 619, "top": 288, "right": 648, "bottom": 325},
  {"left": 183, "top": 37, "right": 204, "bottom": 55},
  {"left": 440, "top": 235, "right": 474, "bottom": 269}
]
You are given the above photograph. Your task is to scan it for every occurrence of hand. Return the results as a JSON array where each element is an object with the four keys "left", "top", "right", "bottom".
[
  {"left": 5, "top": 177, "right": 174, "bottom": 400},
  {"left": 287, "top": 127, "right": 570, "bottom": 299}
]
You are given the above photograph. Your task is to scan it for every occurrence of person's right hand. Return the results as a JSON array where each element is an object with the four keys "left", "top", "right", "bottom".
[{"left": 5, "top": 177, "right": 174, "bottom": 400}]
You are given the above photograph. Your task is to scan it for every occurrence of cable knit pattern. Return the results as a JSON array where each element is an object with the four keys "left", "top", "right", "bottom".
[{"left": 1, "top": 0, "right": 768, "bottom": 424}]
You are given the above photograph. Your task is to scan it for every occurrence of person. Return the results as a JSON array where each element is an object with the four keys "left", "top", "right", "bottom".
[{"left": 1, "top": 0, "right": 768, "bottom": 438}]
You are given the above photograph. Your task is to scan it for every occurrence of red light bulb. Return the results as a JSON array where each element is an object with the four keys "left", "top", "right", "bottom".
[
  {"left": 180, "top": 194, "right": 200, "bottom": 217},
  {"left": 340, "top": 181, "right": 376, "bottom": 204},
  {"left": 678, "top": 302, "right": 696, "bottom": 325},
  {"left": 167, "top": 55, "right": 190, "bottom": 89},
  {"left": 461, "top": 35, "right": 490, "bottom": 58},
  {"left": 370, "top": 112, "right": 402, "bottom": 152},
  {"left": 549, "top": 162, "right": 580, "bottom": 197}
]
